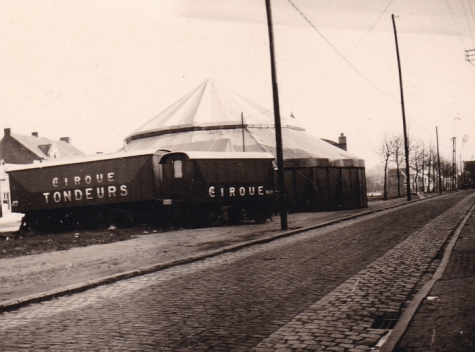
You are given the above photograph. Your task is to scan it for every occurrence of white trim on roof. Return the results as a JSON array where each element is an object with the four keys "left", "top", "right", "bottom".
[
  {"left": 5, "top": 150, "right": 274, "bottom": 172},
  {"left": 5, "top": 149, "right": 169, "bottom": 172}
]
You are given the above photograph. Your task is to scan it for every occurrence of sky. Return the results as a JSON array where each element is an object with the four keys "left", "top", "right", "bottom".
[{"left": 1, "top": 0, "right": 475, "bottom": 170}]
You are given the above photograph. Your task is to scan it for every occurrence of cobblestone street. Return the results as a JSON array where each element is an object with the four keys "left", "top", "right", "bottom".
[{"left": 0, "top": 192, "right": 473, "bottom": 351}]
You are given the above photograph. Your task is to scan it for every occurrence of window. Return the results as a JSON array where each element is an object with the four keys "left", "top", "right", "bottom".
[
  {"left": 3, "top": 192, "right": 10, "bottom": 210},
  {"left": 173, "top": 160, "right": 183, "bottom": 178}
]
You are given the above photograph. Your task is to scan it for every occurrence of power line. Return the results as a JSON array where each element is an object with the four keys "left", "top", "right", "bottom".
[
  {"left": 461, "top": 0, "right": 475, "bottom": 46},
  {"left": 284, "top": 1, "right": 470, "bottom": 137},
  {"left": 285, "top": 0, "right": 395, "bottom": 104},
  {"left": 444, "top": 0, "right": 466, "bottom": 49},
  {"left": 243, "top": 0, "right": 396, "bottom": 119},
  {"left": 467, "top": 0, "right": 475, "bottom": 30},
  {"left": 286, "top": 0, "right": 397, "bottom": 102}
]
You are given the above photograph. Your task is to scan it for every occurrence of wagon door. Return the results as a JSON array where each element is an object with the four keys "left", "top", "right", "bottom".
[{"left": 160, "top": 154, "right": 194, "bottom": 205}]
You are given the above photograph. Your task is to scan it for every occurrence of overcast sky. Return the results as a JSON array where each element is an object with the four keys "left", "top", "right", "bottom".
[{"left": 1, "top": 0, "right": 475, "bottom": 169}]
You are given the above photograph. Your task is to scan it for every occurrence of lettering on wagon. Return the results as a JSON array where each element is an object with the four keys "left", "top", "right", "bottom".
[
  {"left": 208, "top": 186, "right": 265, "bottom": 198},
  {"left": 43, "top": 172, "right": 128, "bottom": 204},
  {"left": 51, "top": 173, "right": 114, "bottom": 188}
]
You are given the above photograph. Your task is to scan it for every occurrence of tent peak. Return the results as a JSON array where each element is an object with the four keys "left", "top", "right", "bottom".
[{"left": 129, "top": 78, "right": 282, "bottom": 139}]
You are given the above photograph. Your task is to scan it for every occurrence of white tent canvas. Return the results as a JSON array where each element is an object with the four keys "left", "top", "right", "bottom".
[{"left": 125, "top": 78, "right": 365, "bottom": 168}]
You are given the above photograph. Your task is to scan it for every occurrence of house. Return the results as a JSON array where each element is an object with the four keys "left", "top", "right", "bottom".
[
  {"left": 0, "top": 128, "right": 85, "bottom": 164},
  {"left": 0, "top": 128, "right": 85, "bottom": 218},
  {"left": 387, "top": 168, "right": 436, "bottom": 196},
  {"left": 321, "top": 133, "right": 347, "bottom": 151}
]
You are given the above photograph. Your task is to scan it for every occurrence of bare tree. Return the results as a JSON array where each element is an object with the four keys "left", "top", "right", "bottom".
[
  {"left": 389, "top": 135, "right": 405, "bottom": 197},
  {"left": 425, "top": 145, "right": 439, "bottom": 193},
  {"left": 380, "top": 137, "right": 393, "bottom": 200},
  {"left": 431, "top": 146, "right": 440, "bottom": 192},
  {"left": 441, "top": 158, "right": 453, "bottom": 191},
  {"left": 409, "top": 140, "right": 424, "bottom": 192},
  {"left": 421, "top": 144, "right": 427, "bottom": 192},
  {"left": 427, "top": 146, "right": 433, "bottom": 192}
]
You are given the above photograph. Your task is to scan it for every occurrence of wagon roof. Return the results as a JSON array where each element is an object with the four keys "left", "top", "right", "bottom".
[{"left": 4, "top": 149, "right": 169, "bottom": 172}]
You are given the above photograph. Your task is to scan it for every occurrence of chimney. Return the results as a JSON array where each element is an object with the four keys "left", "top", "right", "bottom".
[
  {"left": 338, "top": 133, "right": 347, "bottom": 151},
  {"left": 4, "top": 128, "right": 11, "bottom": 136},
  {"left": 60, "top": 137, "right": 70, "bottom": 144},
  {"left": 32, "top": 132, "right": 38, "bottom": 137}
]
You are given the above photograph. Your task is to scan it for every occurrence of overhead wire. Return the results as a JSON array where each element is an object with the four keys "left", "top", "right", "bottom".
[
  {"left": 285, "top": 0, "right": 395, "bottom": 104},
  {"left": 285, "top": 0, "right": 471, "bottom": 139},
  {"left": 467, "top": 0, "right": 475, "bottom": 27},
  {"left": 444, "top": 0, "right": 466, "bottom": 49},
  {"left": 462, "top": 0, "right": 475, "bottom": 46},
  {"left": 245, "top": 0, "right": 465, "bottom": 137},
  {"left": 286, "top": 0, "right": 397, "bottom": 103},
  {"left": 243, "top": 0, "right": 395, "bottom": 119},
  {"left": 285, "top": 0, "right": 428, "bottom": 133}
]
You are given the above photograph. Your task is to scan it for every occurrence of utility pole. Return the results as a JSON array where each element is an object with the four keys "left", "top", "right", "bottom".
[
  {"left": 421, "top": 145, "right": 425, "bottom": 193},
  {"left": 265, "top": 0, "right": 288, "bottom": 230},
  {"left": 241, "top": 112, "right": 245, "bottom": 152},
  {"left": 452, "top": 137, "right": 456, "bottom": 190},
  {"left": 392, "top": 14, "right": 411, "bottom": 201},
  {"left": 428, "top": 146, "right": 432, "bottom": 192},
  {"left": 436, "top": 127, "right": 442, "bottom": 194}
]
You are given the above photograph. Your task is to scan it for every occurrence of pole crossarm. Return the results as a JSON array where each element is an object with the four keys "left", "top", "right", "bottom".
[
  {"left": 465, "top": 49, "right": 475, "bottom": 66},
  {"left": 465, "top": 49, "right": 475, "bottom": 60}
]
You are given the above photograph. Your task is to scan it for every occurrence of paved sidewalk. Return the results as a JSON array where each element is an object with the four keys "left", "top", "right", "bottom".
[{"left": 394, "top": 205, "right": 475, "bottom": 351}]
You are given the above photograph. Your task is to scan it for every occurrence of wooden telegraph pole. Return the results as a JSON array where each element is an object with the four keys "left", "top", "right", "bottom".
[
  {"left": 452, "top": 137, "right": 457, "bottom": 190},
  {"left": 392, "top": 14, "right": 411, "bottom": 201},
  {"left": 241, "top": 112, "right": 245, "bottom": 152},
  {"left": 265, "top": 0, "right": 288, "bottom": 230},
  {"left": 436, "top": 127, "right": 442, "bottom": 194}
]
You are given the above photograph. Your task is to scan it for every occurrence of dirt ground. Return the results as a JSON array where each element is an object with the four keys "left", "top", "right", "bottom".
[
  {"left": 0, "top": 219, "right": 291, "bottom": 304},
  {"left": 0, "top": 227, "right": 137, "bottom": 259}
]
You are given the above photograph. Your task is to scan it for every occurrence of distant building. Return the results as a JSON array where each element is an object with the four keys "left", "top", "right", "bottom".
[
  {"left": 0, "top": 128, "right": 85, "bottom": 164},
  {"left": 0, "top": 162, "right": 11, "bottom": 218},
  {"left": 0, "top": 129, "right": 85, "bottom": 218},
  {"left": 387, "top": 168, "right": 435, "bottom": 196},
  {"left": 461, "top": 161, "right": 475, "bottom": 189},
  {"left": 321, "top": 133, "right": 347, "bottom": 151}
]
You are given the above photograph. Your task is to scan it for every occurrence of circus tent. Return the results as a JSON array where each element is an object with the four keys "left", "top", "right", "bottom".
[{"left": 125, "top": 78, "right": 367, "bottom": 211}]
